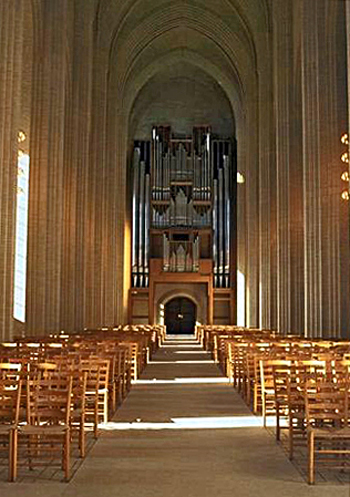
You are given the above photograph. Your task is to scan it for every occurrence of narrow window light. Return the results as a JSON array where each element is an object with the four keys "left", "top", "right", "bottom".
[{"left": 13, "top": 151, "right": 30, "bottom": 322}]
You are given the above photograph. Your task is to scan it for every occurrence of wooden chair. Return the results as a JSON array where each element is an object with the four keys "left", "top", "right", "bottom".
[
  {"left": 287, "top": 359, "right": 327, "bottom": 460},
  {"left": 81, "top": 359, "right": 109, "bottom": 438},
  {"left": 0, "top": 377, "right": 22, "bottom": 481},
  {"left": 17, "top": 374, "right": 73, "bottom": 481},
  {"left": 70, "top": 369, "right": 88, "bottom": 458},
  {"left": 44, "top": 368, "right": 88, "bottom": 459},
  {"left": 306, "top": 377, "right": 350, "bottom": 484},
  {"left": 259, "top": 359, "right": 292, "bottom": 437},
  {"left": 251, "top": 345, "right": 271, "bottom": 413}
]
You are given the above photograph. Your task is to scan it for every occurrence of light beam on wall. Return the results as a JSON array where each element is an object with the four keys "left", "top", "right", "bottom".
[
  {"left": 237, "top": 270, "right": 245, "bottom": 326},
  {"left": 13, "top": 152, "right": 30, "bottom": 322}
]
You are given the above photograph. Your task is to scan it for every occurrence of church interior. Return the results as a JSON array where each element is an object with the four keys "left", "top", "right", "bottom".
[{"left": 1, "top": 0, "right": 350, "bottom": 494}]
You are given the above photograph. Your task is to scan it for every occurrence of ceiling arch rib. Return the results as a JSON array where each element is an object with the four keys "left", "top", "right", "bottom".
[
  {"left": 124, "top": 48, "right": 243, "bottom": 135},
  {"left": 96, "top": 0, "right": 268, "bottom": 70},
  {"left": 129, "top": 62, "right": 235, "bottom": 140},
  {"left": 109, "top": 28, "right": 252, "bottom": 132},
  {"left": 109, "top": 4, "right": 257, "bottom": 94}
]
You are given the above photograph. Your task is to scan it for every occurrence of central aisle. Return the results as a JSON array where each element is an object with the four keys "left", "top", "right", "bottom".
[
  {"left": 1, "top": 335, "right": 349, "bottom": 496},
  {"left": 64, "top": 335, "right": 349, "bottom": 497}
]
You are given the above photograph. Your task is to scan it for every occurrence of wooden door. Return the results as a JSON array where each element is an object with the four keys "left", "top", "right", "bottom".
[{"left": 165, "top": 297, "right": 196, "bottom": 335}]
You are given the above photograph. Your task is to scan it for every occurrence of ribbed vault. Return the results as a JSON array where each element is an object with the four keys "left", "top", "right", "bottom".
[
  {"left": 129, "top": 61, "right": 235, "bottom": 141},
  {"left": 96, "top": 0, "right": 270, "bottom": 326}
]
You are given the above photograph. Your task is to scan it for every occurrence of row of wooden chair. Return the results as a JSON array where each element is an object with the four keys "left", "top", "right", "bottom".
[
  {"left": 260, "top": 358, "right": 350, "bottom": 484},
  {"left": 0, "top": 325, "right": 164, "bottom": 482},
  {"left": 201, "top": 325, "right": 350, "bottom": 484}
]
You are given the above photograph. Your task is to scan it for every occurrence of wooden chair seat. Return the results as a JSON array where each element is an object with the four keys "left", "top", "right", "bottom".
[
  {"left": 0, "top": 424, "right": 16, "bottom": 434},
  {"left": 18, "top": 424, "right": 69, "bottom": 435},
  {"left": 308, "top": 426, "right": 350, "bottom": 437}
]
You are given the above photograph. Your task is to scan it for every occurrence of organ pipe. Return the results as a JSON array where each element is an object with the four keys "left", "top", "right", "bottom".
[
  {"left": 132, "top": 147, "right": 140, "bottom": 287},
  {"left": 132, "top": 128, "right": 234, "bottom": 288},
  {"left": 144, "top": 172, "right": 150, "bottom": 286},
  {"left": 218, "top": 167, "right": 224, "bottom": 288},
  {"left": 213, "top": 178, "right": 218, "bottom": 287},
  {"left": 224, "top": 155, "right": 230, "bottom": 288},
  {"left": 138, "top": 161, "right": 145, "bottom": 287}
]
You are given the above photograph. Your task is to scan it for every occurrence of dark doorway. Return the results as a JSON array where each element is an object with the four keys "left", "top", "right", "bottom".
[{"left": 164, "top": 297, "right": 196, "bottom": 335}]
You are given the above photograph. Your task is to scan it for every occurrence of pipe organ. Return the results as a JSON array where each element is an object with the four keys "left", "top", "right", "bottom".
[{"left": 131, "top": 126, "right": 236, "bottom": 290}]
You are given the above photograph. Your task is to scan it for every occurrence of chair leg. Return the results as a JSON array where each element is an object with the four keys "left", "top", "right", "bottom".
[
  {"left": 28, "top": 434, "right": 35, "bottom": 470},
  {"left": 262, "top": 393, "right": 267, "bottom": 428},
  {"left": 289, "top": 418, "right": 294, "bottom": 460},
  {"left": 80, "top": 419, "right": 86, "bottom": 458},
  {"left": 103, "top": 392, "right": 108, "bottom": 424},
  {"left": 94, "top": 398, "right": 99, "bottom": 439},
  {"left": 276, "top": 402, "right": 280, "bottom": 441},
  {"left": 9, "top": 429, "right": 17, "bottom": 482},
  {"left": 64, "top": 430, "right": 70, "bottom": 481},
  {"left": 253, "top": 386, "right": 258, "bottom": 414},
  {"left": 112, "top": 384, "right": 116, "bottom": 414},
  {"left": 308, "top": 431, "right": 315, "bottom": 485}
]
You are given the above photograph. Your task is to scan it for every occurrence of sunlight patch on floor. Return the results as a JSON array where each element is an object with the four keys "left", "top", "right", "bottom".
[
  {"left": 149, "top": 360, "right": 215, "bottom": 364},
  {"left": 174, "top": 350, "right": 210, "bottom": 354},
  {"left": 132, "top": 377, "right": 230, "bottom": 384},
  {"left": 99, "top": 416, "right": 285, "bottom": 431}
]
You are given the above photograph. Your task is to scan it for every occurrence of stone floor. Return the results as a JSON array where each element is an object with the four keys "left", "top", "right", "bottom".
[{"left": 1, "top": 334, "right": 350, "bottom": 496}]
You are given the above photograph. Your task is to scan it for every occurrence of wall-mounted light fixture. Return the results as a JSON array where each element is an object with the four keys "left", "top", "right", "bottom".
[
  {"left": 237, "top": 172, "right": 245, "bottom": 184},
  {"left": 17, "top": 130, "right": 26, "bottom": 143},
  {"left": 340, "top": 133, "right": 349, "bottom": 201}
]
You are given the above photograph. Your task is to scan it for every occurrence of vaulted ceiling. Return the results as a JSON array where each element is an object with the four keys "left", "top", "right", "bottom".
[{"left": 93, "top": 0, "right": 272, "bottom": 139}]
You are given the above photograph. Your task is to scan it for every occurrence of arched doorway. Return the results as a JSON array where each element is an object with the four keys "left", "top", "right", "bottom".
[{"left": 165, "top": 297, "right": 196, "bottom": 335}]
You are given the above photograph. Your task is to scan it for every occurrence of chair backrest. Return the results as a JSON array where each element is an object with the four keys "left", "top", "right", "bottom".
[
  {"left": 45, "top": 368, "right": 87, "bottom": 412},
  {"left": 26, "top": 374, "right": 73, "bottom": 426},
  {"left": 0, "top": 377, "right": 22, "bottom": 425},
  {"left": 0, "top": 362, "right": 22, "bottom": 381},
  {"left": 305, "top": 378, "right": 349, "bottom": 428},
  {"left": 31, "top": 362, "right": 58, "bottom": 379},
  {"left": 260, "top": 359, "right": 292, "bottom": 396},
  {"left": 294, "top": 359, "right": 328, "bottom": 386}
]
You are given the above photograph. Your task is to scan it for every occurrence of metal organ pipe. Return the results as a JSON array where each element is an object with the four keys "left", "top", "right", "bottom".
[
  {"left": 132, "top": 146, "right": 140, "bottom": 287},
  {"left": 218, "top": 166, "right": 224, "bottom": 288},
  {"left": 204, "top": 150, "right": 207, "bottom": 202},
  {"left": 201, "top": 144, "right": 204, "bottom": 202},
  {"left": 138, "top": 161, "right": 145, "bottom": 287},
  {"left": 152, "top": 127, "right": 157, "bottom": 201},
  {"left": 206, "top": 132, "right": 210, "bottom": 201},
  {"left": 161, "top": 144, "right": 164, "bottom": 201},
  {"left": 144, "top": 170, "right": 150, "bottom": 287},
  {"left": 132, "top": 129, "right": 232, "bottom": 289},
  {"left": 224, "top": 154, "right": 230, "bottom": 288},
  {"left": 213, "top": 177, "right": 218, "bottom": 287}
]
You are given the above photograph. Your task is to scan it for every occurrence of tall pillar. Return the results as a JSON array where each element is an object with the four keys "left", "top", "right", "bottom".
[
  {"left": 0, "top": 0, "right": 27, "bottom": 340},
  {"left": 60, "top": 0, "right": 94, "bottom": 332},
  {"left": 258, "top": 52, "right": 276, "bottom": 331},
  {"left": 27, "top": 1, "right": 73, "bottom": 334},
  {"left": 273, "top": 0, "right": 293, "bottom": 334},
  {"left": 289, "top": 1, "right": 305, "bottom": 335},
  {"left": 244, "top": 104, "right": 260, "bottom": 328},
  {"left": 300, "top": 0, "right": 348, "bottom": 337}
]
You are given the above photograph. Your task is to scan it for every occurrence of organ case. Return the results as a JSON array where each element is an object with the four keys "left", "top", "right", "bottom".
[{"left": 131, "top": 126, "right": 236, "bottom": 290}]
